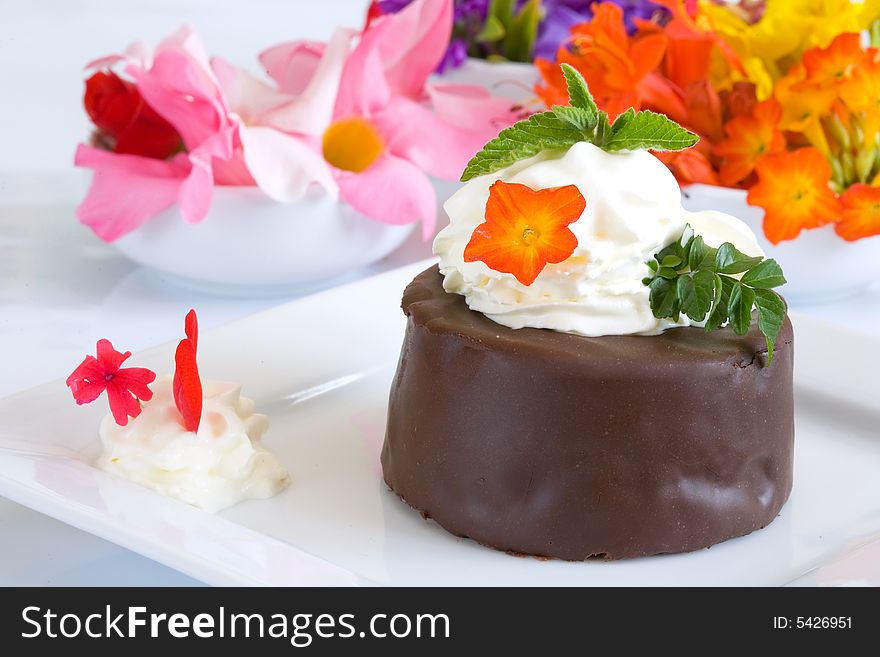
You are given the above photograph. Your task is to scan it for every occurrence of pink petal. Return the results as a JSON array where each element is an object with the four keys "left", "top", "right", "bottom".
[
  {"left": 427, "top": 83, "right": 520, "bottom": 134},
  {"left": 128, "top": 50, "right": 230, "bottom": 153},
  {"left": 338, "top": 154, "right": 435, "bottom": 238},
  {"left": 239, "top": 126, "right": 337, "bottom": 202},
  {"left": 212, "top": 57, "right": 295, "bottom": 123},
  {"left": 177, "top": 124, "right": 239, "bottom": 223},
  {"left": 74, "top": 144, "right": 191, "bottom": 241},
  {"left": 374, "top": 0, "right": 453, "bottom": 99},
  {"left": 211, "top": 148, "right": 256, "bottom": 186},
  {"left": 335, "top": 20, "right": 392, "bottom": 119},
  {"left": 260, "top": 40, "right": 325, "bottom": 94},
  {"left": 372, "top": 96, "right": 496, "bottom": 181},
  {"left": 260, "top": 28, "right": 352, "bottom": 136},
  {"left": 155, "top": 25, "right": 216, "bottom": 85},
  {"left": 84, "top": 40, "right": 150, "bottom": 70}
]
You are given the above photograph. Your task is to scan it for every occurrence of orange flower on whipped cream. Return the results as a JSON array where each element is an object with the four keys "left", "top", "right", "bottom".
[{"left": 463, "top": 181, "right": 585, "bottom": 286}]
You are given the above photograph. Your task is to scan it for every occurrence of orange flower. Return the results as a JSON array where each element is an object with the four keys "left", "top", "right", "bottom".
[
  {"left": 802, "top": 32, "right": 864, "bottom": 87},
  {"left": 715, "top": 100, "right": 786, "bottom": 187},
  {"left": 773, "top": 65, "right": 837, "bottom": 155},
  {"left": 838, "top": 49, "right": 880, "bottom": 146},
  {"left": 747, "top": 148, "right": 841, "bottom": 243},
  {"left": 654, "top": 146, "right": 720, "bottom": 186},
  {"left": 836, "top": 183, "right": 880, "bottom": 241},
  {"left": 536, "top": 3, "right": 685, "bottom": 122},
  {"left": 464, "top": 181, "right": 585, "bottom": 286}
]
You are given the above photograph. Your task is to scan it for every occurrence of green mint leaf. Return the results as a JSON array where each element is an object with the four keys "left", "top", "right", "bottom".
[
  {"left": 647, "top": 259, "right": 658, "bottom": 272},
  {"left": 559, "top": 63, "right": 598, "bottom": 119},
  {"left": 610, "top": 108, "right": 636, "bottom": 134},
  {"left": 714, "top": 243, "right": 764, "bottom": 274},
  {"left": 658, "top": 266, "right": 678, "bottom": 279},
  {"left": 594, "top": 110, "right": 612, "bottom": 148},
  {"left": 604, "top": 110, "right": 699, "bottom": 152},
  {"left": 727, "top": 282, "right": 756, "bottom": 336},
  {"left": 740, "top": 259, "right": 787, "bottom": 289},
  {"left": 649, "top": 277, "right": 679, "bottom": 318},
  {"left": 754, "top": 289, "right": 786, "bottom": 363},
  {"left": 461, "top": 112, "right": 582, "bottom": 181},
  {"left": 660, "top": 254, "right": 682, "bottom": 268},
  {"left": 552, "top": 105, "right": 597, "bottom": 132},
  {"left": 676, "top": 270, "right": 715, "bottom": 322},
  {"left": 704, "top": 275, "right": 734, "bottom": 331}
]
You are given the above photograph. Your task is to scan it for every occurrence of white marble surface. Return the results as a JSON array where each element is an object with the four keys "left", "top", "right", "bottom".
[{"left": 1, "top": 0, "right": 879, "bottom": 586}]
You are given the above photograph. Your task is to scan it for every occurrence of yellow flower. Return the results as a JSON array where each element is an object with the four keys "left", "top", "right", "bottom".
[{"left": 698, "top": 0, "right": 880, "bottom": 97}]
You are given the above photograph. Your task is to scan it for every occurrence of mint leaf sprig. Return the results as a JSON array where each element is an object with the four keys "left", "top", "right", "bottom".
[
  {"left": 643, "top": 228, "right": 788, "bottom": 363},
  {"left": 461, "top": 63, "right": 699, "bottom": 182}
]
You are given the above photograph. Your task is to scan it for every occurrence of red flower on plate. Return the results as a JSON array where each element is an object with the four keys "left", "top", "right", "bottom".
[
  {"left": 173, "top": 309, "right": 203, "bottom": 432},
  {"left": 84, "top": 70, "right": 182, "bottom": 159},
  {"left": 66, "top": 339, "right": 156, "bottom": 426}
]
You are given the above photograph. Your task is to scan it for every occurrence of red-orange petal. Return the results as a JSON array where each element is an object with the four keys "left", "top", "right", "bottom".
[
  {"left": 173, "top": 338, "right": 202, "bottom": 433},
  {"left": 836, "top": 184, "right": 880, "bottom": 241},
  {"left": 463, "top": 181, "right": 585, "bottom": 286}
]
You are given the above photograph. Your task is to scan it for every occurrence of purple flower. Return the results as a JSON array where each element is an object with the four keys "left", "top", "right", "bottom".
[
  {"left": 535, "top": 1, "right": 669, "bottom": 60},
  {"left": 377, "top": 0, "right": 669, "bottom": 71},
  {"left": 377, "top": 0, "right": 415, "bottom": 12},
  {"left": 436, "top": 38, "right": 470, "bottom": 73}
]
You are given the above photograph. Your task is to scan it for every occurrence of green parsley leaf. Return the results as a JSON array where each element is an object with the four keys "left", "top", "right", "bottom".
[
  {"left": 604, "top": 110, "right": 699, "bottom": 152},
  {"left": 649, "top": 277, "right": 679, "bottom": 319},
  {"left": 727, "top": 282, "right": 756, "bottom": 336},
  {"left": 714, "top": 243, "right": 764, "bottom": 274},
  {"left": 740, "top": 259, "right": 787, "bottom": 289},
  {"left": 704, "top": 275, "right": 734, "bottom": 332},
  {"left": 754, "top": 289, "right": 786, "bottom": 363},
  {"left": 643, "top": 226, "right": 789, "bottom": 364},
  {"left": 677, "top": 269, "right": 716, "bottom": 322}
]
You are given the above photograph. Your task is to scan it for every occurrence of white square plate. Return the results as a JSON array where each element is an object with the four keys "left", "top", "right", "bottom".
[{"left": 1, "top": 260, "right": 879, "bottom": 586}]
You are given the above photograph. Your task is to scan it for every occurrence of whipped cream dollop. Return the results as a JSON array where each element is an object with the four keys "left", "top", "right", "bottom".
[
  {"left": 96, "top": 377, "right": 289, "bottom": 513},
  {"left": 434, "top": 141, "right": 763, "bottom": 336}
]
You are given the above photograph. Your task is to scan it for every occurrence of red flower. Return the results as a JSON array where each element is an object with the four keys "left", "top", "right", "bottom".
[
  {"left": 66, "top": 339, "right": 156, "bottom": 426},
  {"left": 84, "top": 70, "right": 182, "bottom": 159},
  {"left": 173, "top": 309, "right": 203, "bottom": 432}
]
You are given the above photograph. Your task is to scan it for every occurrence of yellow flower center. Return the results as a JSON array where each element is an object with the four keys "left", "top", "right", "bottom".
[
  {"left": 322, "top": 118, "right": 385, "bottom": 173},
  {"left": 521, "top": 227, "right": 539, "bottom": 245}
]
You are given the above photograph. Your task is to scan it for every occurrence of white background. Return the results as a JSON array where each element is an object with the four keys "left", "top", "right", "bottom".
[{"left": 0, "top": 0, "right": 878, "bottom": 585}]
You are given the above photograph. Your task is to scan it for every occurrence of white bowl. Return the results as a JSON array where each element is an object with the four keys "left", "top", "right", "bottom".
[
  {"left": 682, "top": 184, "right": 880, "bottom": 303},
  {"left": 435, "top": 58, "right": 538, "bottom": 103},
  {"left": 112, "top": 187, "right": 417, "bottom": 296}
]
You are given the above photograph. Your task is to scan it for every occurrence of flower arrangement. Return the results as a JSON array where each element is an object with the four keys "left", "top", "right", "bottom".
[
  {"left": 534, "top": 0, "right": 880, "bottom": 243},
  {"left": 75, "top": 0, "right": 518, "bottom": 243},
  {"left": 368, "top": 0, "right": 669, "bottom": 68}
]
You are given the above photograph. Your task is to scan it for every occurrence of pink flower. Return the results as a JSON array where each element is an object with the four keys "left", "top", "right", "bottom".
[
  {"left": 256, "top": 0, "right": 519, "bottom": 237},
  {"left": 75, "top": 27, "right": 235, "bottom": 241},
  {"left": 66, "top": 339, "right": 156, "bottom": 427}
]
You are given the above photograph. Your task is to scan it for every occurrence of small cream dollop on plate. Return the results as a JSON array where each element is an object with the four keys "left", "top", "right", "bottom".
[{"left": 95, "top": 376, "right": 289, "bottom": 513}]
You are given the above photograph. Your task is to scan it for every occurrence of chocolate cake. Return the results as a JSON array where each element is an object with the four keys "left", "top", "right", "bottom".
[{"left": 381, "top": 266, "right": 794, "bottom": 560}]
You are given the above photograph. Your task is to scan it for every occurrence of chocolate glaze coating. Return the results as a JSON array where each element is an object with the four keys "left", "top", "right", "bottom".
[{"left": 381, "top": 266, "right": 794, "bottom": 560}]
